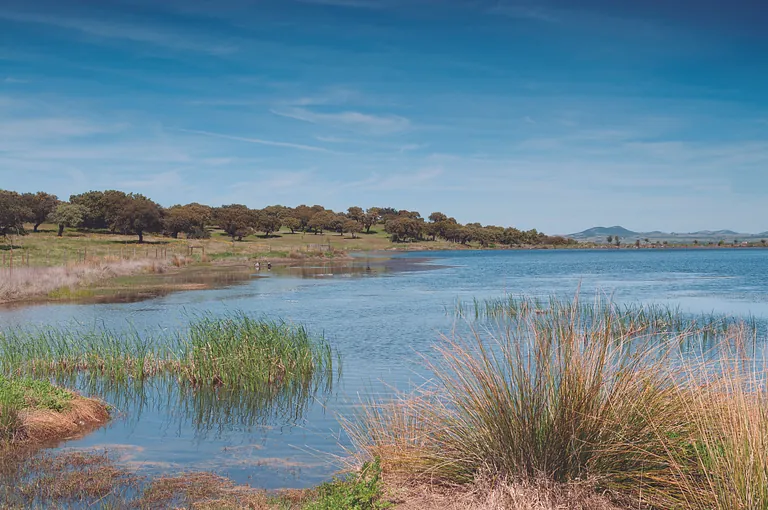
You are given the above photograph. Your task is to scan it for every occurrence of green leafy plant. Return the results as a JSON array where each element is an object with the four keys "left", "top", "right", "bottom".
[{"left": 304, "top": 458, "right": 390, "bottom": 510}]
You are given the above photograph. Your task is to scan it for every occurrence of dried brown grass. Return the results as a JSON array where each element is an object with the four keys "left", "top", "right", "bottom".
[
  {"left": 385, "top": 477, "right": 624, "bottom": 510},
  {"left": 16, "top": 395, "right": 109, "bottom": 443},
  {"left": 0, "top": 258, "right": 174, "bottom": 303},
  {"left": 346, "top": 297, "right": 768, "bottom": 509}
]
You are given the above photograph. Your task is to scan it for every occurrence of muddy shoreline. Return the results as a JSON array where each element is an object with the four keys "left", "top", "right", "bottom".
[{"left": 0, "top": 254, "right": 444, "bottom": 309}]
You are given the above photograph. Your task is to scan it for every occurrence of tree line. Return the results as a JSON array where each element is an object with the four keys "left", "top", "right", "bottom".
[{"left": 0, "top": 189, "right": 576, "bottom": 247}]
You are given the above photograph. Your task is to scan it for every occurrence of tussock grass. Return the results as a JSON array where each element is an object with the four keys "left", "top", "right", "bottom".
[
  {"left": 350, "top": 295, "right": 768, "bottom": 509},
  {"left": 658, "top": 338, "right": 768, "bottom": 510}
]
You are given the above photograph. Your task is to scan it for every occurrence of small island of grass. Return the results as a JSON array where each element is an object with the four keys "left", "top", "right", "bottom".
[{"left": 0, "top": 375, "right": 109, "bottom": 444}]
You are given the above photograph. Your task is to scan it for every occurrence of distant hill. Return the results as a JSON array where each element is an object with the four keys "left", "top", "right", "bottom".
[
  {"left": 689, "top": 230, "right": 739, "bottom": 236},
  {"left": 569, "top": 226, "right": 638, "bottom": 239},
  {"left": 569, "top": 226, "right": 768, "bottom": 242}
]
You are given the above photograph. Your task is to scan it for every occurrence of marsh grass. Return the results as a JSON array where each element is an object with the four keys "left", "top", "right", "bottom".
[
  {"left": 456, "top": 295, "right": 758, "bottom": 342},
  {"left": 0, "top": 314, "right": 337, "bottom": 396},
  {"left": 0, "top": 314, "right": 338, "bottom": 436},
  {"left": 351, "top": 295, "right": 768, "bottom": 509}
]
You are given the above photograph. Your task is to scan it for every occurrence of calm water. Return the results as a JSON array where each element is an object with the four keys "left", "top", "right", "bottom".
[{"left": 1, "top": 248, "right": 768, "bottom": 489}]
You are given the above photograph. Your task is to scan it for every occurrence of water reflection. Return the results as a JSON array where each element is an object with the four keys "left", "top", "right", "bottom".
[{"left": 46, "top": 364, "right": 333, "bottom": 442}]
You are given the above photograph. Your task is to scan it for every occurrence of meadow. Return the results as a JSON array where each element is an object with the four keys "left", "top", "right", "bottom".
[
  {"left": 0, "top": 222, "right": 466, "bottom": 271},
  {"left": 0, "top": 222, "right": 467, "bottom": 304}
]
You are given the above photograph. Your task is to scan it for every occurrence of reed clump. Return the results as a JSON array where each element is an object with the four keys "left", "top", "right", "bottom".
[
  {"left": 350, "top": 295, "right": 768, "bottom": 509},
  {"left": 0, "top": 313, "right": 337, "bottom": 395}
]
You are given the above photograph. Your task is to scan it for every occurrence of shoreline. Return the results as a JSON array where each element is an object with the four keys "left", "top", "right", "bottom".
[{"left": 2, "top": 243, "right": 765, "bottom": 308}]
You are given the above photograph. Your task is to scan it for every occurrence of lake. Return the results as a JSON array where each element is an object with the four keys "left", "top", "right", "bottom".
[{"left": 1, "top": 248, "right": 767, "bottom": 489}]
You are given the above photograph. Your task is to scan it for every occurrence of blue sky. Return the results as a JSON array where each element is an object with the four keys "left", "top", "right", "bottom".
[{"left": 1, "top": 0, "right": 767, "bottom": 234}]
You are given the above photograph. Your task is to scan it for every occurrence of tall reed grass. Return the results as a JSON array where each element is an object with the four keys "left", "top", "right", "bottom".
[
  {"left": 350, "top": 295, "right": 768, "bottom": 509},
  {"left": 0, "top": 313, "right": 337, "bottom": 395}
]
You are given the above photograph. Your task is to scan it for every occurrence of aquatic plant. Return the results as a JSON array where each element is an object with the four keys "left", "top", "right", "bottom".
[
  {"left": 351, "top": 295, "right": 768, "bottom": 509},
  {"left": 454, "top": 294, "right": 759, "bottom": 350},
  {"left": 0, "top": 313, "right": 337, "bottom": 393},
  {"left": 0, "top": 313, "right": 338, "bottom": 435}
]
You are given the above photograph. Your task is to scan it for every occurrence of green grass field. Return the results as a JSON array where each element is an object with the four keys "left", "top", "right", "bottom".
[{"left": 0, "top": 222, "right": 470, "bottom": 269}]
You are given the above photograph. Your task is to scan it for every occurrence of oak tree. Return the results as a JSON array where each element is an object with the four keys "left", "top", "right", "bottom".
[
  {"left": 49, "top": 203, "right": 86, "bottom": 237},
  {"left": 22, "top": 192, "right": 59, "bottom": 232}
]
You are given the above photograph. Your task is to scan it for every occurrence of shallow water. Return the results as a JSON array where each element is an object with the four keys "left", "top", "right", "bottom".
[{"left": 1, "top": 248, "right": 768, "bottom": 489}]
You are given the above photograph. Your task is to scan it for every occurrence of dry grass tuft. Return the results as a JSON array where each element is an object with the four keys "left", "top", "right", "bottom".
[
  {"left": 385, "top": 477, "right": 623, "bottom": 510},
  {"left": 347, "top": 295, "right": 768, "bottom": 509},
  {"left": 18, "top": 395, "right": 110, "bottom": 443}
]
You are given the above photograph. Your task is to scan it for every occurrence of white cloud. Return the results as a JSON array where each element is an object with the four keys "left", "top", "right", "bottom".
[
  {"left": 272, "top": 107, "right": 410, "bottom": 135},
  {"left": 177, "top": 128, "right": 341, "bottom": 154}
]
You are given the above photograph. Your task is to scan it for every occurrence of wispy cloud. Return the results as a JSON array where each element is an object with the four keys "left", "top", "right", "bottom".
[
  {"left": 0, "top": 117, "right": 118, "bottom": 141},
  {"left": 0, "top": 10, "right": 237, "bottom": 55},
  {"left": 347, "top": 167, "right": 443, "bottom": 191},
  {"left": 118, "top": 171, "right": 183, "bottom": 190},
  {"left": 295, "top": 0, "right": 385, "bottom": 9},
  {"left": 398, "top": 143, "right": 425, "bottom": 153},
  {"left": 177, "top": 128, "right": 339, "bottom": 154},
  {"left": 3, "top": 77, "right": 28, "bottom": 84},
  {"left": 315, "top": 135, "right": 363, "bottom": 143},
  {"left": 272, "top": 107, "right": 410, "bottom": 135},
  {"left": 488, "top": 3, "right": 560, "bottom": 23}
]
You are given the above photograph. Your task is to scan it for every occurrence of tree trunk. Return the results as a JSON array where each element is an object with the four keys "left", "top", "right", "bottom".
[
  {"left": 34, "top": 223, "right": 41, "bottom": 233},
  {"left": 58, "top": 224, "right": 64, "bottom": 237},
  {"left": 138, "top": 231, "right": 144, "bottom": 243}
]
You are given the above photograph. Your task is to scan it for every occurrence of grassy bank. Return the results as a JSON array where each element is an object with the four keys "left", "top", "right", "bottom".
[
  {"left": 348, "top": 296, "right": 768, "bottom": 509},
  {"left": 0, "top": 257, "right": 182, "bottom": 304},
  {"left": 0, "top": 375, "right": 109, "bottom": 444}
]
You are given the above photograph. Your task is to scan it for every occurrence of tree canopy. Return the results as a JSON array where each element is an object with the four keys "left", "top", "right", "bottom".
[
  {"left": 0, "top": 190, "right": 32, "bottom": 239},
  {"left": 110, "top": 194, "right": 164, "bottom": 243},
  {"left": 215, "top": 204, "right": 254, "bottom": 241},
  {"left": 3, "top": 186, "right": 576, "bottom": 248},
  {"left": 22, "top": 192, "right": 59, "bottom": 232},
  {"left": 49, "top": 203, "right": 86, "bottom": 237}
]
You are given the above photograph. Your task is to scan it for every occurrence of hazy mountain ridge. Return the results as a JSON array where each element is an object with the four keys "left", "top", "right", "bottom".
[{"left": 569, "top": 226, "right": 768, "bottom": 241}]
